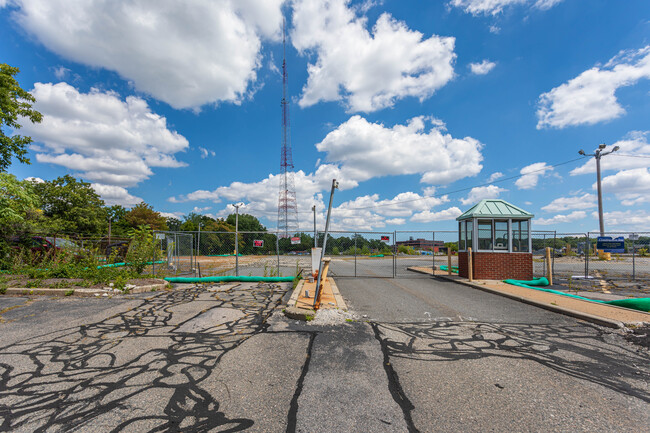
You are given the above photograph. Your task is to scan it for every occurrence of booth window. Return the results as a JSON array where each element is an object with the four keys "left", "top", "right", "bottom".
[
  {"left": 494, "top": 220, "right": 508, "bottom": 250},
  {"left": 512, "top": 219, "right": 529, "bottom": 252},
  {"left": 478, "top": 220, "right": 493, "bottom": 250},
  {"left": 466, "top": 220, "right": 473, "bottom": 250},
  {"left": 459, "top": 222, "right": 466, "bottom": 250}
]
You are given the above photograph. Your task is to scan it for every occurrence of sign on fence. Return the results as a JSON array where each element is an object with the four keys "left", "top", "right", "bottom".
[
  {"left": 381, "top": 236, "right": 389, "bottom": 242},
  {"left": 291, "top": 237, "right": 300, "bottom": 245},
  {"left": 253, "top": 240, "right": 264, "bottom": 247},
  {"left": 597, "top": 236, "right": 625, "bottom": 253}
]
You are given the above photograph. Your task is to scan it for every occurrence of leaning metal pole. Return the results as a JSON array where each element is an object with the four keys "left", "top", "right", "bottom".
[{"left": 313, "top": 179, "right": 338, "bottom": 308}]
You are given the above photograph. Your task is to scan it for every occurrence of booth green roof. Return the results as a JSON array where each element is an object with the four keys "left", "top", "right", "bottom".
[{"left": 456, "top": 199, "right": 534, "bottom": 221}]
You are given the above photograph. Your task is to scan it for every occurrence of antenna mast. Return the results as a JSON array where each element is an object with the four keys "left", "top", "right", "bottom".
[{"left": 277, "top": 17, "right": 299, "bottom": 238}]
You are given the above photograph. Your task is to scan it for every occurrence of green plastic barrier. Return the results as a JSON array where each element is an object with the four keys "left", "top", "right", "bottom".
[
  {"left": 164, "top": 276, "right": 295, "bottom": 283},
  {"left": 440, "top": 265, "right": 459, "bottom": 273},
  {"left": 97, "top": 260, "right": 165, "bottom": 269},
  {"left": 503, "top": 278, "right": 650, "bottom": 313},
  {"left": 370, "top": 254, "right": 384, "bottom": 257}
]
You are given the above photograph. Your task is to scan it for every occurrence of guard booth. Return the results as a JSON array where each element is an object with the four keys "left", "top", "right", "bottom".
[{"left": 456, "top": 199, "right": 533, "bottom": 280}]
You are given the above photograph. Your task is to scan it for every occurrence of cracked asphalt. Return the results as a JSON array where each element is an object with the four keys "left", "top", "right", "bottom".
[{"left": 0, "top": 277, "right": 648, "bottom": 432}]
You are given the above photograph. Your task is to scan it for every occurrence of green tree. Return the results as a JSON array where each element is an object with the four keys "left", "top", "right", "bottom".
[
  {"left": 0, "top": 173, "right": 38, "bottom": 228},
  {"left": 0, "top": 64, "right": 43, "bottom": 171},
  {"left": 166, "top": 217, "right": 182, "bottom": 231},
  {"left": 106, "top": 204, "right": 130, "bottom": 236},
  {"left": 124, "top": 202, "right": 167, "bottom": 231},
  {"left": 33, "top": 175, "right": 107, "bottom": 234}
]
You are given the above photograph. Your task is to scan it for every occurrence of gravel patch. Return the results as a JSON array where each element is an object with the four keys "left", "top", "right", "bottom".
[{"left": 308, "top": 308, "right": 360, "bottom": 326}]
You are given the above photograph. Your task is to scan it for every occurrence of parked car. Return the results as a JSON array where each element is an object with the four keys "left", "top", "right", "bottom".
[{"left": 105, "top": 241, "right": 130, "bottom": 261}]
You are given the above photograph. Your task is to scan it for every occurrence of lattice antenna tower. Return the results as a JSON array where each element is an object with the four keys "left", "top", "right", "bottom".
[{"left": 277, "top": 17, "right": 299, "bottom": 238}]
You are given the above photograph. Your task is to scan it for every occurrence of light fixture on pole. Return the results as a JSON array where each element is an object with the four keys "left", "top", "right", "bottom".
[
  {"left": 232, "top": 202, "right": 244, "bottom": 276},
  {"left": 578, "top": 144, "right": 619, "bottom": 236}
]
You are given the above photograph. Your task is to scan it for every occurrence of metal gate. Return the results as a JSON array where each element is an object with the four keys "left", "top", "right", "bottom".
[{"left": 153, "top": 231, "right": 194, "bottom": 276}]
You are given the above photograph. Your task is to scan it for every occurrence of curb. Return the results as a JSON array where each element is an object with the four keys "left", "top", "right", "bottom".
[
  {"left": 437, "top": 275, "right": 626, "bottom": 329},
  {"left": 287, "top": 279, "right": 305, "bottom": 307},
  {"left": 2, "top": 282, "right": 168, "bottom": 297},
  {"left": 328, "top": 278, "right": 347, "bottom": 310}
]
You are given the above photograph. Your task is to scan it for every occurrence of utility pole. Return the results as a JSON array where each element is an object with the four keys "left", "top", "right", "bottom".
[
  {"left": 233, "top": 202, "right": 243, "bottom": 276},
  {"left": 314, "top": 179, "right": 339, "bottom": 308},
  {"left": 579, "top": 144, "right": 619, "bottom": 236},
  {"left": 312, "top": 205, "right": 317, "bottom": 247}
]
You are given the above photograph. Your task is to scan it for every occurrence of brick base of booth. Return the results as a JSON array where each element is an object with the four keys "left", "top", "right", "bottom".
[{"left": 458, "top": 252, "right": 532, "bottom": 280}]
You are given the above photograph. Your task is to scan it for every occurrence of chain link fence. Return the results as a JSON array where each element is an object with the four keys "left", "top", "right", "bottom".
[
  {"left": 152, "top": 231, "right": 194, "bottom": 277},
  {"left": 531, "top": 231, "right": 650, "bottom": 287}
]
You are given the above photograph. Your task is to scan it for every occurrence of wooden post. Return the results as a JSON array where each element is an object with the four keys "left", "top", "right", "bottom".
[
  {"left": 447, "top": 247, "right": 452, "bottom": 276},
  {"left": 545, "top": 247, "right": 553, "bottom": 285},
  {"left": 467, "top": 247, "right": 473, "bottom": 282},
  {"left": 315, "top": 258, "right": 331, "bottom": 310}
]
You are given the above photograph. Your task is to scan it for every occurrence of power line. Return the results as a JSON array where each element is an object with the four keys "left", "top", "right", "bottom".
[
  {"left": 339, "top": 156, "right": 588, "bottom": 211},
  {"left": 213, "top": 155, "right": 589, "bottom": 216}
]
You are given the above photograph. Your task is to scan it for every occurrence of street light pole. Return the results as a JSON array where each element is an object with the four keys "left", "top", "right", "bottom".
[
  {"left": 232, "top": 202, "right": 243, "bottom": 276},
  {"left": 312, "top": 205, "right": 317, "bottom": 248},
  {"left": 579, "top": 144, "right": 619, "bottom": 237}
]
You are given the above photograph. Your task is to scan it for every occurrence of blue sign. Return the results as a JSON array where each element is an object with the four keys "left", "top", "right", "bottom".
[{"left": 596, "top": 236, "right": 625, "bottom": 253}]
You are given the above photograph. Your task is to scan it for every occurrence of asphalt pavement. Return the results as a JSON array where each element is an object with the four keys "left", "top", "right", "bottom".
[{"left": 0, "top": 273, "right": 648, "bottom": 432}]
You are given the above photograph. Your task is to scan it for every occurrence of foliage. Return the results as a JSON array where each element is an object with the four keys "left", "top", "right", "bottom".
[
  {"left": 64, "top": 289, "right": 74, "bottom": 296},
  {"left": 0, "top": 64, "right": 43, "bottom": 172},
  {"left": 33, "top": 175, "right": 108, "bottom": 234},
  {"left": 107, "top": 204, "right": 130, "bottom": 237},
  {"left": 166, "top": 217, "right": 182, "bottom": 231},
  {"left": 125, "top": 202, "right": 168, "bottom": 231},
  {"left": 0, "top": 173, "right": 39, "bottom": 227},
  {"left": 638, "top": 248, "right": 648, "bottom": 257},
  {"left": 226, "top": 213, "right": 266, "bottom": 232},
  {"left": 445, "top": 242, "right": 458, "bottom": 252},
  {"left": 125, "top": 225, "right": 156, "bottom": 274},
  {"left": 398, "top": 245, "right": 418, "bottom": 255}
]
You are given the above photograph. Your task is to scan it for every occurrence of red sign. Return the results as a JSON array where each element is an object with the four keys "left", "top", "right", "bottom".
[
  {"left": 381, "top": 236, "right": 389, "bottom": 242},
  {"left": 291, "top": 237, "right": 301, "bottom": 245},
  {"left": 253, "top": 240, "right": 264, "bottom": 247}
]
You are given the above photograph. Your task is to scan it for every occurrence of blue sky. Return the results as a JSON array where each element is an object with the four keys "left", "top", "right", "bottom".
[{"left": 2, "top": 0, "right": 650, "bottom": 233}]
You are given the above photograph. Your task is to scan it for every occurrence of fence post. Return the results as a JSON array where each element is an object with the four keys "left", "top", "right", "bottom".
[
  {"left": 632, "top": 237, "right": 636, "bottom": 280},
  {"left": 585, "top": 232, "right": 590, "bottom": 278},
  {"left": 152, "top": 232, "right": 156, "bottom": 276},
  {"left": 432, "top": 231, "right": 435, "bottom": 272},
  {"left": 276, "top": 234, "right": 280, "bottom": 276},
  {"left": 545, "top": 247, "right": 553, "bottom": 285},
  {"left": 467, "top": 247, "right": 473, "bottom": 282},
  {"left": 354, "top": 233, "right": 357, "bottom": 278},
  {"left": 393, "top": 230, "right": 397, "bottom": 278},
  {"left": 552, "top": 231, "right": 556, "bottom": 281}
]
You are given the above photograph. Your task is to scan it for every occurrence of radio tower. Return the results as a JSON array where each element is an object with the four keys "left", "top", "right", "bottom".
[{"left": 277, "top": 18, "right": 299, "bottom": 238}]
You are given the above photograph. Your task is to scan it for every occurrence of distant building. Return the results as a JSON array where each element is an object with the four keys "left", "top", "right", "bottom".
[{"left": 396, "top": 237, "right": 445, "bottom": 252}]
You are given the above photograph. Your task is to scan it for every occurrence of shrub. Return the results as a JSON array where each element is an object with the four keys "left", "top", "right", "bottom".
[
  {"left": 64, "top": 289, "right": 74, "bottom": 296},
  {"left": 125, "top": 225, "right": 157, "bottom": 275}
]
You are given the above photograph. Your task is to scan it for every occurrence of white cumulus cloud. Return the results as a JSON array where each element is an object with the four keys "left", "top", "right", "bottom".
[
  {"left": 460, "top": 185, "right": 506, "bottom": 205},
  {"left": 535, "top": 211, "right": 587, "bottom": 226},
  {"left": 6, "top": 0, "right": 284, "bottom": 109},
  {"left": 91, "top": 184, "right": 142, "bottom": 207},
  {"left": 541, "top": 193, "right": 596, "bottom": 213},
  {"left": 515, "top": 162, "right": 553, "bottom": 190},
  {"left": 292, "top": 0, "right": 456, "bottom": 112},
  {"left": 537, "top": 46, "right": 650, "bottom": 129},
  {"left": 469, "top": 60, "right": 496, "bottom": 75},
  {"left": 21, "top": 82, "right": 188, "bottom": 188},
  {"left": 595, "top": 210, "right": 650, "bottom": 227},
  {"left": 18, "top": 82, "right": 188, "bottom": 206},
  {"left": 601, "top": 168, "right": 650, "bottom": 206},
  {"left": 411, "top": 207, "right": 462, "bottom": 223},
  {"left": 316, "top": 115, "right": 483, "bottom": 186}
]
